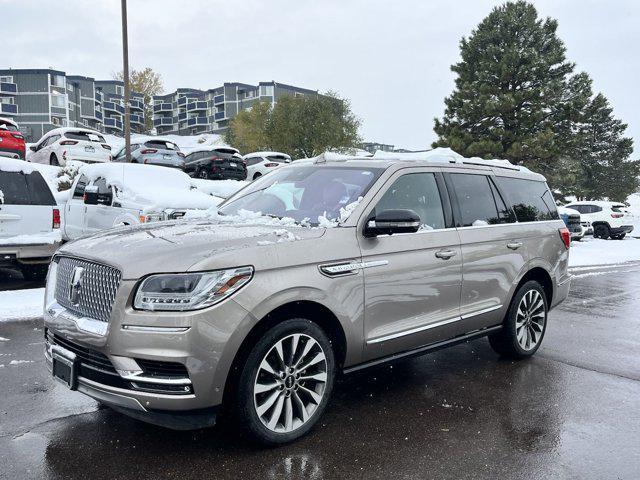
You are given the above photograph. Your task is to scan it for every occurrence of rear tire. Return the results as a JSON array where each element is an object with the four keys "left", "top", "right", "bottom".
[
  {"left": 488, "top": 280, "right": 548, "bottom": 359},
  {"left": 611, "top": 233, "right": 626, "bottom": 240},
  {"left": 20, "top": 264, "right": 49, "bottom": 282},
  {"left": 593, "top": 224, "right": 610, "bottom": 239},
  {"left": 235, "top": 319, "right": 335, "bottom": 445},
  {"left": 50, "top": 154, "right": 60, "bottom": 166}
]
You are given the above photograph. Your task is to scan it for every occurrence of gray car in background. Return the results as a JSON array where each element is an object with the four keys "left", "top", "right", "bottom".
[
  {"left": 43, "top": 151, "right": 571, "bottom": 445},
  {"left": 113, "top": 139, "right": 186, "bottom": 169}
]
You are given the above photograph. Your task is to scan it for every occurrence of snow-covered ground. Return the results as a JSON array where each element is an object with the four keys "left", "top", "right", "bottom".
[
  {"left": 0, "top": 288, "right": 44, "bottom": 321},
  {"left": 568, "top": 236, "right": 640, "bottom": 267}
]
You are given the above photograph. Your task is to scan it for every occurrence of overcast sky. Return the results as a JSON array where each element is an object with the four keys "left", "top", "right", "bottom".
[{"left": 4, "top": 0, "right": 639, "bottom": 152}]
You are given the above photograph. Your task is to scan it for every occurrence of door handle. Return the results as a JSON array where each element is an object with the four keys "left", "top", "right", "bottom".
[
  {"left": 435, "top": 249, "right": 457, "bottom": 260},
  {"left": 507, "top": 242, "right": 523, "bottom": 250}
]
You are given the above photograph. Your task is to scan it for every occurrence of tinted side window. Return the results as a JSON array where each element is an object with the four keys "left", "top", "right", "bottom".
[
  {"left": 25, "top": 172, "right": 56, "bottom": 206},
  {"left": 246, "top": 157, "right": 262, "bottom": 166},
  {"left": 374, "top": 173, "right": 445, "bottom": 230},
  {"left": 489, "top": 178, "right": 516, "bottom": 223},
  {"left": 0, "top": 172, "right": 30, "bottom": 205},
  {"left": 450, "top": 173, "right": 502, "bottom": 227},
  {"left": 73, "top": 175, "right": 89, "bottom": 199},
  {"left": 592, "top": 205, "right": 602, "bottom": 213},
  {"left": 497, "top": 177, "right": 559, "bottom": 222}
]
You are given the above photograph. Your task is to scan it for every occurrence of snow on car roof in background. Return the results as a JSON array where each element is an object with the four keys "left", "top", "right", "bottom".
[
  {"left": 0, "top": 117, "right": 18, "bottom": 128},
  {"left": 558, "top": 206, "right": 580, "bottom": 215},
  {"left": 567, "top": 200, "right": 627, "bottom": 207},
  {"left": 0, "top": 158, "right": 40, "bottom": 174},
  {"left": 243, "top": 151, "right": 291, "bottom": 159},
  {"left": 41, "top": 127, "right": 103, "bottom": 137},
  {"left": 79, "top": 163, "right": 220, "bottom": 211},
  {"left": 188, "top": 145, "right": 240, "bottom": 155}
]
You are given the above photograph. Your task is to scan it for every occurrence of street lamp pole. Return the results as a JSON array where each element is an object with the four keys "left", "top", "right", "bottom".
[{"left": 121, "top": 0, "right": 131, "bottom": 162}]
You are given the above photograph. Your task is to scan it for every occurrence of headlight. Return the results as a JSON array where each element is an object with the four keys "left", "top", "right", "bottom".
[
  {"left": 133, "top": 266, "right": 253, "bottom": 311},
  {"left": 44, "top": 259, "right": 58, "bottom": 309}
]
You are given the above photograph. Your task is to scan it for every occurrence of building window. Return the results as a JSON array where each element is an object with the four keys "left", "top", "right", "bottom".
[
  {"left": 67, "top": 83, "right": 74, "bottom": 92},
  {"left": 69, "top": 102, "right": 74, "bottom": 111},
  {"left": 0, "top": 76, "right": 13, "bottom": 83},
  {"left": 51, "top": 94, "right": 66, "bottom": 108},
  {"left": 52, "top": 117, "right": 61, "bottom": 126},
  {"left": 0, "top": 97, "right": 14, "bottom": 105},
  {"left": 116, "top": 85, "right": 124, "bottom": 96},
  {"left": 260, "top": 85, "right": 274, "bottom": 96},
  {"left": 51, "top": 75, "right": 66, "bottom": 88}
]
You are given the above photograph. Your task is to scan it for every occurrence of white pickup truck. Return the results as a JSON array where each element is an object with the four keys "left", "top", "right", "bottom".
[
  {"left": 0, "top": 159, "right": 61, "bottom": 280},
  {"left": 62, "top": 163, "right": 223, "bottom": 241}
]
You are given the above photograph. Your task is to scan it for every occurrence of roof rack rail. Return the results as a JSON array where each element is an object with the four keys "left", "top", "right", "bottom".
[{"left": 461, "top": 160, "right": 521, "bottom": 171}]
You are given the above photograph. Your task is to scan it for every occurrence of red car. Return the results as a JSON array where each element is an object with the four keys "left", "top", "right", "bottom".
[{"left": 0, "top": 117, "right": 26, "bottom": 160}]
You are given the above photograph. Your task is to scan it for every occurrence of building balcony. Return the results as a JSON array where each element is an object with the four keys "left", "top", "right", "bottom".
[
  {"left": 0, "top": 82, "right": 17, "bottom": 95},
  {"left": 130, "top": 114, "right": 144, "bottom": 125},
  {"left": 130, "top": 99, "right": 144, "bottom": 111},
  {"left": 153, "top": 117, "right": 174, "bottom": 127},
  {"left": 104, "top": 117, "right": 123, "bottom": 131},
  {"left": 96, "top": 110, "right": 103, "bottom": 121},
  {"left": 214, "top": 111, "right": 225, "bottom": 121},
  {"left": 187, "top": 101, "right": 207, "bottom": 112},
  {"left": 187, "top": 117, "right": 209, "bottom": 127},
  {"left": 103, "top": 101, "right": 125, "bottom": 115},
  {"left": 153, "top": 103, "right": 173, "bottom": 113},
  {"left": 178, "top": 112, "right": 187, "bottom": 121},
  {"left": 213, "top": 95, "right": 224, "bottom": 104},
  {"left": 0, "top": 103, "right": 18, "bottom": 115}
]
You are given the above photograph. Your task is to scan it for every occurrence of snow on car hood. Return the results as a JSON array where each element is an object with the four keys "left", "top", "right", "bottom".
[{"left": 58, "top": 218, "right": 326, "bottom": 279}]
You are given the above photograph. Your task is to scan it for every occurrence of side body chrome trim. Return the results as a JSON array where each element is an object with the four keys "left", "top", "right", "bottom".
[
  {"left": 121, "top": 325, "right": 191, "bottom": 333},
  {"left": 366, "top": 304, "right": 503, "bottom": 344},
  {"left": 319, "top": 260, "right": 389, "bottom": 277}
]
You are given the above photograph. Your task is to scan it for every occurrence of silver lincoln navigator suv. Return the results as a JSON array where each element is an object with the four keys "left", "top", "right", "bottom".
[{"left": 44, "top": 151, "right": 571, "bottom": 444}]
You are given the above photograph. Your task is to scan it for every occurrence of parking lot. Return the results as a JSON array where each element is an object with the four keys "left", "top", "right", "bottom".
[{"left": 1, "top": 263, "right": 639, "bottom": 480}]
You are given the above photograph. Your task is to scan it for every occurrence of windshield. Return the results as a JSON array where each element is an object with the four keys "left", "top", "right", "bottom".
[
  {"left": 145, "top": 140, "right": 180, "bottom": 151},
  {"left": 219, "top": 165, "right": 383, "bottom": 225}
]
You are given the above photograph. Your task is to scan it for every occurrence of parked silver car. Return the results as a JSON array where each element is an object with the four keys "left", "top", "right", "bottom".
[
  {"left": 43, "top": 152, "right": 571, "bottom": 444},
  {"left": 113, "top": 139, "right": 185, "bottom": 169}
]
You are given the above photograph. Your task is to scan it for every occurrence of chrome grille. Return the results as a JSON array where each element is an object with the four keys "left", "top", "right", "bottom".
[{"left": 54, "top": 257, "right": 122, "bottom": 323}]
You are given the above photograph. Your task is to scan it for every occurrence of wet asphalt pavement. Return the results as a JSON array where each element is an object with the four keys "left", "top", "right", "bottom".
[{"left": 1, "top": 264, "right": 639, "bottom": 480}]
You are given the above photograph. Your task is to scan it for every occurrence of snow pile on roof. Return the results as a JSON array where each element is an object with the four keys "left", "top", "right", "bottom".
[
  {"left": 0, "top": 288, "right": 45, "bottom": 321},
  {"left": 0, "top": 117, "right": 18, "bottom": 129},
  {"left": 558, "top": 206, "right": 580, "bottom": 216},
  {"left": 0, "top": 230, "right": 61, "bottom": 246},
  {"left": 0, "top": 158, "right": 40, "bottom": 174},
  {"left": 79, "top": 163, "right": 220, "bottom": 212},
  {"left": 104, "top": 133, "right": 229, "bottom": 155},
  {"left": 190, "top": 179, "right": 249, "bottom": 199},
  {"left": 244, "top": 151, "right": 291, "bottom": 159}
]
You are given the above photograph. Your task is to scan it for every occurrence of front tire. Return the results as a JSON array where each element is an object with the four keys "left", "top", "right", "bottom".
[
  {"left": 235, "top": 319, "right": 335, "bottom": 445},
  {"left": 488, "top": 280, "right": 548, "bottom": 359},
  {"left": 20, "top": 264, "right": 49, "bottom": 282}
]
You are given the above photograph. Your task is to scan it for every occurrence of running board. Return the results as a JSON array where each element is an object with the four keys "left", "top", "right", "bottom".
[{"left": 343, "top": 325, "right": 503, "bottom": 374}]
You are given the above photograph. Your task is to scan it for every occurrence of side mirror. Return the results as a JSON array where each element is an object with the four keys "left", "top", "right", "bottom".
[
  {"left": 83, "top": 185, "right": 99, "bottom": 205},
  {"left": 364, "top": 209, "right": 421, "bottom": 237},
  {"left": 29, "top": 145, "right": 37, "bottom": 152}
]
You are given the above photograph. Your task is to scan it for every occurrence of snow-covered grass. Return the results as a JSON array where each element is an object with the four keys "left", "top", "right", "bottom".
[
  {"left": 569, "top": 236, "right": 640, "bottom": 268},
  {"left": 0, "top": 288, "right": 43, "bottom": 321}
]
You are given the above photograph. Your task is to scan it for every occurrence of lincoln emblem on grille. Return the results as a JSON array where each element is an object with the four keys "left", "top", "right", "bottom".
[{"left": 69, "top": 266, "right": 85, "bottom": 306}]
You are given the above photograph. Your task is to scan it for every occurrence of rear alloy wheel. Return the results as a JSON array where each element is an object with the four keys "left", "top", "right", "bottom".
[
  {"left": 236, "top": 319, "right": 335, "bottom": 445},
  {"left": 50, "top": 154, "right": 60, "bottom": 166},
  {"left": 488, "top": 280, "right": 548, "bottom": 359},
  {"left": 594, "top": 224, "right": 610, "bottom": 239}
]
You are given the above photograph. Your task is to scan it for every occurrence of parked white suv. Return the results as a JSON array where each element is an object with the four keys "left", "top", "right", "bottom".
[
  {"left": 564, "top": 200, "right": 634, "bottom": 239},
  {"left": 62, "top": 163, "right": 221, "bottom": 240},
  {"left": 0, "top": 159, "right": 61, "bottom": 280},
  {"left": 243, "top": 151, "right": 291, "bottom": 180},
  {"left": 29, "top": 127, "right": 112, "bottom": 166}
]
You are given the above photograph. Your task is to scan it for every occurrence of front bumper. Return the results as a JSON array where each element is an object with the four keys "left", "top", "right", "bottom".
[{"left": 43, "top": 281, "right": 254, "bottom": 419}]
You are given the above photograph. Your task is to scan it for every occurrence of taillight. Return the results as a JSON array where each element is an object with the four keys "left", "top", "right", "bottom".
[
  {"left": 559, "top": 227, "right": 570, "bottom": 249},
  {"left": 59, "top": 140, "right": 78, "bottom": 146},
  {"left": 52, "top": 209, "right": 61, "bottom": 229},
  {"left": 611, "top": 213, "right": 623, "bottom": 218},
  {"left": 62, "top": 150, "right": 67, "bottom": 161},
  {"left": 140, "top": 149, "right": 157, "bottom": 154},
  {"left": 102, "top": 144, "right": 111, "bottom": 150},
  {"left": 264, "top": 163, "right": 279, "bottom": 167},
  {"left": 177, "top": 152, "right": 185, "bottom": 158}
]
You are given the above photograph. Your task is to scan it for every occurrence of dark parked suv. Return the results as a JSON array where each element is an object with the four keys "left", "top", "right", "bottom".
[
  {"left": 184, "top": 147, "right": 247, "bottom": 180},
  {"left": 44, "top": 150, "right": 570, "bottom": 445}
]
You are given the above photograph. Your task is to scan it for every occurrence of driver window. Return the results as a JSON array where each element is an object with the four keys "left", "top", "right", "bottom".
[
  {"left": 374, "top": 173, "right": 446, "bottom": 231},
  {"left": 93, "top": 178, "right": 112, "bottom": 205}
]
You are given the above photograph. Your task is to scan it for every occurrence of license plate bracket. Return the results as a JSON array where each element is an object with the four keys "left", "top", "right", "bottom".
[{"left": 51, "top": 345, "right": 78, "bottom": 390}]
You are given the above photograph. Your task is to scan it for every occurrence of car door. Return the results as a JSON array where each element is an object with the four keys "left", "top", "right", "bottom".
[
  {"left": 359, "top": 168, "right": 463, "bottom": 360},
  {"left": 64, "top": 174, "right": 89, "bottom": 239},
  {"left": 446, "top": 171, "right": 526, "bottom": 329},
  {"left": 84, "top": 178, "right": 116, "bottom": 234}
]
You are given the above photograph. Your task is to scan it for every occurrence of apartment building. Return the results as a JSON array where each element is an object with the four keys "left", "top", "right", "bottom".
[
  {"left": 0, "top": 69, "right": 146, "bottom": 142},
  {"left": 153, "top": 81, "right": 319, "bottom": 136}
]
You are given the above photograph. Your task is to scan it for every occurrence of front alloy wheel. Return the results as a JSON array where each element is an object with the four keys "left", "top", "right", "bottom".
[{"left": 236, "top": 319, "right": 335, "bottom": 445}]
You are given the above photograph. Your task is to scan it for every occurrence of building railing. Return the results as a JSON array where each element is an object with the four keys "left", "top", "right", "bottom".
[
  {"left": 213, "top": 95, "right": 224, "bottom": 104},
  {"left": 130, "top": 99, "right": 144, "bottom": 111},
  {"left": 153, "top": 117, "right": 174, "bottom": 126},
  {"left": 130, "top": 114, "right": 143, "bottom": 124},
  {"left": 104, "top": 117, "right": 123, "bottom": 130},
  {"left": 153, "top": 103, "right": 173, "bottom": 113},
  {"left": 178, "top": 112, "right": 187, "bottom": 121},
  {"left": 0, "top": 82, "right": 17, "bottom": 94},
  {"left": 103, "top": 101, "right": 125, "bottom": 115},
  {"left": 214, "top": 111, "right": 225, "bottom": 120},
  {"left": 187, "top": 101, "right": 207, "bottom": 112},
  {"left": 187, "top": 117, "right": 209, "bottom": 127}
]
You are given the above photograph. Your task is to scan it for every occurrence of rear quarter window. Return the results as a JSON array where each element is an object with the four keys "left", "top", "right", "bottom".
[
  {"left": 496, "top": 177, "right": 559, "bottom": 222},
  {"left": 0, "top": 171, "right": 55, "bottom": 206}
]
